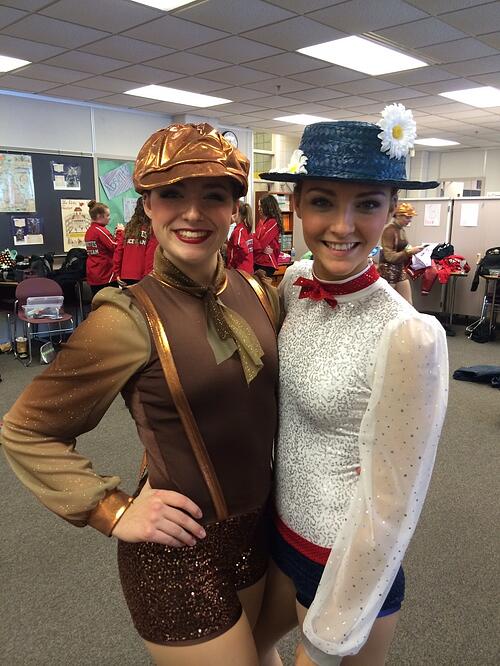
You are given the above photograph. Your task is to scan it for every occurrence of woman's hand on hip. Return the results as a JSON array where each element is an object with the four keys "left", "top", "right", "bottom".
[{"left": 111, "top": 479, "right": 206, "bottom": 546}]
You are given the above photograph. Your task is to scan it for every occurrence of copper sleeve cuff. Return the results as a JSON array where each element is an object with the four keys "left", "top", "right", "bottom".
[{"left": 87, "top": 490, "right": 133, "bottom": 536}]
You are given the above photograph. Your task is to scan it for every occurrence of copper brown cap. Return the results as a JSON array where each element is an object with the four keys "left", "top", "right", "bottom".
[
  {"left": 395, "top": 202, "right": 417, "bottom": 216},
  {"left": 133, "top": 123, "right": 249, "bottom": 196}
]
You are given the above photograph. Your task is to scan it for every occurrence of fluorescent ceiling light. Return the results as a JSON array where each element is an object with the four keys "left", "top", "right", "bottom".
[
  {"left": 439, "top": 86, "right": 500, "bottom": 107},
  {"left": 125, "top": 85, "right": 231, "bottom": 107},
  {"left": 298, "top": 36, "right": 428, "bottom": 76},
  {"left": 274, "top": 114, "right": 333, "bottom": 125},
  {"left": 0, "top": 55, "right": 31, "bottom": 72},
  {"left": 129, "top": 0, "right": 195, "bottom": 10},
  {"left": 415, "top": 138, "right": 460, "bottom": 147}
]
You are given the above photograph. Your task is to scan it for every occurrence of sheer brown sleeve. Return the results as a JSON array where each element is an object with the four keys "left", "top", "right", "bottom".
[
  {"left": 1, "top": 288, "right": 150, "bottom": 535},
  {"left": 381, "top": 225, "right": 408, "bottom": 264}
]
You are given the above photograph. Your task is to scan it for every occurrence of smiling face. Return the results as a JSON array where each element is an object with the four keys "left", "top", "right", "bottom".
[
  {"left": 395, "top": 213, "right": 413, "bottom": 227},
  {"left": 294, "top": 180, "right": 395, "bottom": 281},
  {"left": 142, "top": 176, "right": 237, "bottom": 284}
]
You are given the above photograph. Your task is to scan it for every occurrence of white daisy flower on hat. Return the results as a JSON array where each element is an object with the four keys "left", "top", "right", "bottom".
[
  {"left": 377, "top": 103, "right": 417, "bottom": 159},
  {"left": 275, "top": 149, "right": 308, "bottom": 174}
]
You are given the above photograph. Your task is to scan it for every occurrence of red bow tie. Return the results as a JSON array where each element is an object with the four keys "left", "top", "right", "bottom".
[{"left": 294, "top": 264, "right": 379, "bottom": 309}]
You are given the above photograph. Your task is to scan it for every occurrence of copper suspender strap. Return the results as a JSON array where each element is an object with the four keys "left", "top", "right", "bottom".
[
  {"left": 236, "top": 270, "right": 277, "bottom": 332},
  {"left": 131, "top": 284, "right": 229, "bottom": 522}
]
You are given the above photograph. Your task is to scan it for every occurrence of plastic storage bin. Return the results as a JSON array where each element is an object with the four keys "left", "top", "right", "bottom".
[{"left": 23, "top": 296, "right": 64, "bottom": 319}]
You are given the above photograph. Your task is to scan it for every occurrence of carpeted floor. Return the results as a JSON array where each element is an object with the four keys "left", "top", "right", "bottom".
[{"left": 0, "top": 321, "right": 498, "bottom": 666}]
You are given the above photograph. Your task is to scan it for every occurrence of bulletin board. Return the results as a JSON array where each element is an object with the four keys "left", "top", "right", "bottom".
[
  {"left": 97, "top": 159, "right": 139, "bottom": 233},
  {"left": 0, "top": 150, "right": 95, "bottom": 255}
]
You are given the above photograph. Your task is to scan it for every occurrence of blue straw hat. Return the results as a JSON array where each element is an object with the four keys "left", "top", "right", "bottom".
[{"left": 260, "top": 105, "right": 438, "bottom": 190}]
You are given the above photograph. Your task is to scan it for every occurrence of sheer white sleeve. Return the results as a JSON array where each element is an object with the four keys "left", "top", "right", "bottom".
[{"left": 302, "top": 314, "right": 448, "bottom": 665}]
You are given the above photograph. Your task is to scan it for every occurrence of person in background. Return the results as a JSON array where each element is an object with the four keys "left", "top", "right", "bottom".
[
  {"left": 253, "top": 194, "right": 283, "bottom": 277},
  {"left": 378, "top": 202, "right": 423, "bottom": 304},
  {"left": 84, "top": 200, "right": 123, "bottom": 295},
  {"left": 254, "top": 106, "right": 448, "bottom": 666},
  {"left": 226, "top": 202, "right": 254, "bottom": 273},
  {"left": 2, "top": 122, "right": 279, "bottom": 666},
  {"left": 113, "top": 197, "right": 158, "bottom": 285}
]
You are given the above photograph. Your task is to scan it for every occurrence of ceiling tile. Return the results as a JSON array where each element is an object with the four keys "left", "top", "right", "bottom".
[
  {"left": 479, "top": 31, "right": 500, "bottom": 50},
  {"left": 408, "top": 95, "right": 460, "bottom": 108},
  {"left": 284, "top": 102, "right": 336, "bottom": 115},
  {"left": 242, "top": 17, "right": 344, "bottom": 50},
  {"left": 206, "top": 86, "right": 270, "bottom": 102},
  {"left": 109, "top": 65, "right": 183, "bottom": 85},
  {"left": 168, "top": 76, "right": 236, "bottom": 93},
  {"left": 329, "top": 95, "right": 378, "bottom": 108},
  {"left": 174, "top": 0, "right": 295, "bottom": 33},
  {"left": 76, "top": 75, "right": 142, "bottom": 94},
  {"left": 44, "top": 84, "right": 110, "bottom": 101},
  {"left": 332, "top": 78, "right": 398, "bottom": 94},
  {"left": 95, "top": 93, "right": 156, "bottom": 108},
  {"left": 382, "top": 67, "right": 458, "bottom": 86},
  {"left": 244, "top": 77, "right": 314, "bottom": 94},
  {"left": 346, "top": 102, "right": 387, "bottom": 114},
  {"left": 0, "top": 73, "right": 55, "bottom": 92},
  {"left": 376, "top": 18, "right": 467, "bottom": 48},
  {"left": 404, "top": 0, "right": 493, "bottom": 15},
  {"left": 443, "top": 54, "right": 500, "bottom": 76},
  {"left": 0, "top": 6, "right": 28, "bottom": 28},
  {"left": 413, "top": 78, "right": 484, "bottom": 94},
  {"left": 1, "top": 14, "right": 109, "bottom": 49},
  {"left": 285, "top": 87, "right": 348, "bottom": 102},
  {"left": 124, "top": 15, "right": 228, "bottom": 50},
  {"left": 443, "top": 109, "right": 498, "bottom": 119},
  {"left": 245, "top": 107, "right": 286, "bottom": 119},
  {"left": 134, "top": 101, "right": 200, "bottom": 114},
  {"left": 427, "top": 102, "right": 472, "bottom": 113},
  {"left": 82, "top": 36, "right": 173, "bottom": 62},
  {"left": 309, "top": 0, "right": 428, "bottom": 33},
  {"left": 368, "top": 87, "right": 433, "bottom": 102},
  {"left": 15, "top": 63, "right": 90, "bottom": 84},
  {"left": 470, "top": 72, "right": 500, "bottom": 87},
  {"left": 0, "top": 34, "right": 64, "bottom": 61},
  {"left": 417, "top": 38, "right": 498, "bottom": 63},
  {"left": 264, "top": 0, "right": 343, "bottom": 12},
  {"left": 249, "top": 94, "right": 309, "bottom": 109},
  {"left": 215, "top": 101, "right": 269, "bottom": 114},
  {"left": 246, "top": 53, "right": 327, "bottom": 76},
  {"left": 41, "top": 0, "right": 163, "bottom": 32},
  {"left": 44, "top": 51, "right": 127, "bottom": 74},
  {"left": 146, "top": 52, "right": 228, "bottom": 75},
  {"left": 217, "top": 113, "right": 263, "bottom": 125},
  {"left": 202, "top": 66, "right": 276, "bottom": 85},
  {"left": 291, "top": 65, "right": 365, "bottom": 86},
  {"left": 440, "top": 4, "right": 500, "bottom": 35},
  {"left": 190, "top": 36, "right": 282, "bottom": 65}
]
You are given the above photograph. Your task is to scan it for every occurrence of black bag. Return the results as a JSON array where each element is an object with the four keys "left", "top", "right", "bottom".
[
  {"left": 471, "top": 247, "right": 500, "bottom": 291},
  {"left": 465, "top": 318, "right": 493, "bottom": 343},
  {"left": 431, "top": 243, "right": 454, "bottom": 260}
]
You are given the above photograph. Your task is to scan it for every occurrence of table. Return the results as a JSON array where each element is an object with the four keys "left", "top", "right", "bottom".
[
  {"left": 481, "top": 275, "right": 500, "bottom": 336},
  {"left": 441, "top": 272, "right": 468, "bottom": 333}
]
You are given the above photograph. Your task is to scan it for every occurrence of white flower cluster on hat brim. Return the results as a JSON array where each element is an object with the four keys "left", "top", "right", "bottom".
[
  {"left": 377, "top": 103, "right": 417, "bottom": 160},
  {"left": 274, "top": 149, "right": 308, "bottom": 175}
]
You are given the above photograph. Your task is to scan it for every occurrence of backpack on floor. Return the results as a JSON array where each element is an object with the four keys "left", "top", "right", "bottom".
[{"left": 465, "top": 318, "right": 494, "bottom": 343}]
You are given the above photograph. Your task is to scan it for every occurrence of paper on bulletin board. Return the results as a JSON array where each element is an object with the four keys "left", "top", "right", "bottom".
[
  {"left": 0, "top": 153, "right": 36, "bottom": 212},
  {"left": 99, "top": 163, "right": 134, "bottom": 199},
  {"left": 11, "top": 216, "right": 44, "bottom": 245},
  {"left": 460, "top": 203, "right": 479, "bottom": 227},
  {"left": 123, "top": 197, "right": 139, "bottom": 224},
  {"left": 60, "top": 199, "right": 92, "bottom": 251},
  {"left": 424, "top": 203, "right": 441, "bottom": 226},
  {"left": 50, "top": 161, "right": 81, "bottom": 190}
]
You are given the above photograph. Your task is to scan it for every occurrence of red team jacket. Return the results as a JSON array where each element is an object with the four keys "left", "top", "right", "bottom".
[
  {"left": 113, "top": 228, "right": 158, "bottom": 281},
  {"left": 253, "top": 217, "right": 281, "bottom": 269},
  {"left": 84, "top": 222, "right": 122, "bottom": 286},
  {"left": 226, "top": 223, "right": 254, "bottom": 274}
]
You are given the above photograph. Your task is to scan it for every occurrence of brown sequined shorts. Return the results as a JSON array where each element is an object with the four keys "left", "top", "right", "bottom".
[
  {"left": 117, "top": 506, "right": 269, "bottom": 645},
  {"left": 378, "top": 262, "right": 408, "bottom": 283}
]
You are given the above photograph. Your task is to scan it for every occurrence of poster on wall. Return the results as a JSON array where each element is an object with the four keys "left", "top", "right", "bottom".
[
  {"left": 123, "top": 197, "right": 139, "bottom": 224},
  {"left": 0, "top": 153, "right": 36, "bottom": 212},
  {"left": 99, "top": 163, "right": 134, "bottom": 199},
  {"left": 424, "top": 203, "right": 441, "bottom": 227},
  {"left": 50, "top": 161, "right": 81, "bottom": 190},
  {"left": 460, "top": 203, "right": 479, "bottom": 227},
  {"left": 11, "top": 215, "right": 44, "bottom": 245},
  {"left": 60, "top": 199, "right": 92, "bottom": 251}
]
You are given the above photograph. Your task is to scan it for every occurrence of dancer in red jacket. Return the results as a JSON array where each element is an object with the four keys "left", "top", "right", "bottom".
[
  {"left": 113, "top": 197, "right": 158, "bottom": 285},
  {"left": 254, "top": 195, "right": 282, "bottom": 277},
  {"left": 226, "top": 202, "right": 254, "bottom": 274},
  {"left": 84, "top": 200, "right": 123, "bottom": 295}
]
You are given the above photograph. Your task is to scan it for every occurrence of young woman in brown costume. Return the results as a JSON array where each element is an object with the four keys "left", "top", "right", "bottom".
[{"left": 1, "top": 124, "right": 279, "bottom": 665}]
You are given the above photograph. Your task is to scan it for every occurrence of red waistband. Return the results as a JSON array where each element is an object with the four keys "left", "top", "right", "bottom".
[{"left": 274, "top": 514, "right": 331, "bottom": 566}]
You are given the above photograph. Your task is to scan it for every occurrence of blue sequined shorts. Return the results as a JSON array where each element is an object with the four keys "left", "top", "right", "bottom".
[{"left": 271, "top": 524, "right": 405, "bottom": 616}]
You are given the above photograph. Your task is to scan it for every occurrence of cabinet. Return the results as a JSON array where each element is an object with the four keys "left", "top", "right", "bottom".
[{"left": 254, "top": 190, "right": 294, "bottom": 253}]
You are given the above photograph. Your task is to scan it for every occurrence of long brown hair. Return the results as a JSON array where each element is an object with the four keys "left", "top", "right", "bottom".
[
  {"left": 259, "top": 194, "right": 283, "bottom": 234},
  {"left": 124, "top": 197, "right": 151, "bottom": 240},
  {"left": 88, "top": 200, "right": 108, "bottom": 220},
  {"left": 238, "top": 202, "right": 253, "bottom": 233}
]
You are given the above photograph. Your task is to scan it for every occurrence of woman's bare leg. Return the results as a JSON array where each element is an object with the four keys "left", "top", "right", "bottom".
[
  {"left": 253, "top": 561, "right": 300, "bottom": 665},
  {"left": 295, "top": 602, "right": 400, "bottom": 666},
  {"left": 394, "top": 279, "right": 413, "bottom": 304}
]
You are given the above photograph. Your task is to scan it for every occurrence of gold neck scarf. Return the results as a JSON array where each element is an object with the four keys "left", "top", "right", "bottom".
[{"left": 152, "top": 249, "right": 264, "bottom": 384}]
